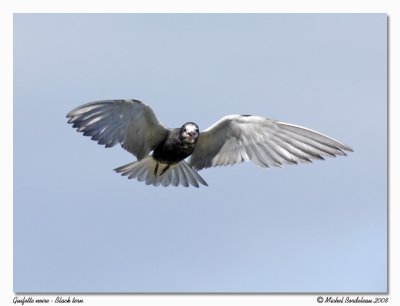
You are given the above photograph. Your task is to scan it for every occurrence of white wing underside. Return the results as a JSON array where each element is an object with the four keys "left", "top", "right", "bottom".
[
  {"left": 67, "top": 99, "right": 168, "bottom": 160},
  {"left": 190, "top": 115, "right": 353, "bottom": 170}
]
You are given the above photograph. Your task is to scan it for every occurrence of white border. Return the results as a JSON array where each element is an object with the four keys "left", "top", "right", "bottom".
[{"left": 1, "top": 1, "right": 398, "bottom": 306}]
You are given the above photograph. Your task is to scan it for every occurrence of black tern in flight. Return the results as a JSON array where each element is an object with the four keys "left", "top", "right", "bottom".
[{"left": 67, "top": 99, "right": 352, "bottom": 187}]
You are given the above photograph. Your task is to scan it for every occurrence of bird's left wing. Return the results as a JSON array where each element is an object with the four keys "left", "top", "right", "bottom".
[
  {"left": 67, "top": 99, "right": 168, "bottom": 160},
  {"left": 189, "top": 115, "right": 353, "bottom": 171}
]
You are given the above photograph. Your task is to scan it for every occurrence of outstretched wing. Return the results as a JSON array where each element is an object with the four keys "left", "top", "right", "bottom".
[
  {"left": 67, "top": 99, "right": 168, "bottom": 160},
  {"left": 189, "top": 115, "right": 353, "bottom": 170}
]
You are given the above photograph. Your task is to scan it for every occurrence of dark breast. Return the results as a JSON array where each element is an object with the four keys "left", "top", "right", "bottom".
[{"left": 152, "top": 129, "right": 196, "bottom": 165}]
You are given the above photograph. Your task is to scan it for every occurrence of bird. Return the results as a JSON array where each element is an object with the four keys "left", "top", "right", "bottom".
[{"left": 66, "top": 99, "right": 353, "bottom": 188}]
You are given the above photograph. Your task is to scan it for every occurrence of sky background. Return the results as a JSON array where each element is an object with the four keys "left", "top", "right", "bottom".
[{"left": 13, "top": 14, "right": 387, "bottom": 293}]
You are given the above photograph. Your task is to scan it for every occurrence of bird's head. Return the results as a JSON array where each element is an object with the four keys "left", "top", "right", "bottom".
[{"left": 180, "top": 122, "right": 199, "bottom": 144}]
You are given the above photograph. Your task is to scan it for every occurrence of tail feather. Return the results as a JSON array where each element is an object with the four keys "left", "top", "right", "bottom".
[
  {"left": 136, "top": 165, "right": 148, "bottom": 181},
  {"left": 184, "top": 166, "right": 198, "bottom": 187},
  {"left": 170, "top": 167, "right": 180, "bottom": 187},
  {"left": 176, "top": 164, "right": 189, "bottom": 187},
  {"left": 114, "top": 156, "right": 208, "bottom": 188},
  {"left": 181, "top": 161, "right": 208, "bottom": 186}
]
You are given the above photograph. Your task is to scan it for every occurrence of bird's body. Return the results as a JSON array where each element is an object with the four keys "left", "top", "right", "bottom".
[
  {"left": 67, "top": 99, "right": 353, "bottom": 187},
  {"left": 153, "top": 125, "right": 198, "bottom": 165}
]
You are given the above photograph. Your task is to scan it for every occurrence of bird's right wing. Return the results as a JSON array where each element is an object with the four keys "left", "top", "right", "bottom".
[
  {"left": 189, "top": 115, "right": 353, "bottom": 170},
  {"left": 67, "top": 99, "right": 168, "bottom": 160}
]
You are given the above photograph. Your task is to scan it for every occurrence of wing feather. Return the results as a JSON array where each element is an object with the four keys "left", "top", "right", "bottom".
[
  {"left": 190, "top": 115, "right": 352, "bottom": 170},
  {"left": 67, "top": 99, "right": 168, "bottom": 160}
]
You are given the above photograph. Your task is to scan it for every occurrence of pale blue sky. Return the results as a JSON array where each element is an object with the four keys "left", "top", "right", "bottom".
[{"left": 14, "top": 13, "right": 387, "bottom": 292}]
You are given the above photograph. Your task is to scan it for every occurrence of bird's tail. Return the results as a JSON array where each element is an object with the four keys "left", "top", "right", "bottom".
[{"left": 114, "top": 156, "right": 208, "bottom": 188}]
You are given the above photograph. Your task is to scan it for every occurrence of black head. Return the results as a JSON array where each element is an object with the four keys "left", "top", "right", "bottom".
[{"left": 180, "top": 122, "right": 199, "bottom": 144}]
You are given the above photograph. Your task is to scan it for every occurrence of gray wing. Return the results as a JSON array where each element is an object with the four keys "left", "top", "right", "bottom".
[
  {"left": 189, "top": 115, "right": 353, "bottom": 170},
  {"left": 67, "top": 99, "right": 168, "bottom": 160}
]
